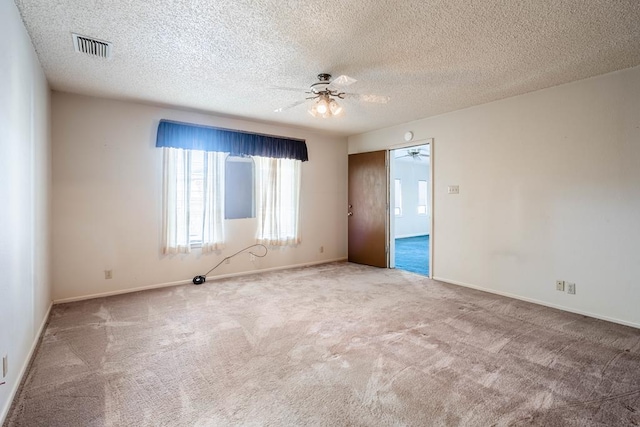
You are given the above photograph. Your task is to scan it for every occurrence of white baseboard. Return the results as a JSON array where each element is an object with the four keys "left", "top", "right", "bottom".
[
  {"left": 53, "top": 257, "right": 348, "bottom": 305},
  {"left": 0, "top": 302, "right": 53, "bottom": 426},
  {"left": 432, "top": 276, "right": 640, "bottom": 330}
]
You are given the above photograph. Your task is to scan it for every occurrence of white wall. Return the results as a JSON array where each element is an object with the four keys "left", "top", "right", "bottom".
[
  {"left": 0, "top": 0, "right": 51, "bottom": 422},
  {"left": 393, "top": 158, "right": 430, "bottom": 237},
  {"left": 349, "top": 66, "right": 640, "bottom": 328},
  {"left": 51, "top": 92, "right": 348, "bottom": 301}
]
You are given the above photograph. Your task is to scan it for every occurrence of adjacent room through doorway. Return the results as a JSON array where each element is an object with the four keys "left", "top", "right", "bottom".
[{"left": 391, "top": 143, "right": 431, "bottom": 276}]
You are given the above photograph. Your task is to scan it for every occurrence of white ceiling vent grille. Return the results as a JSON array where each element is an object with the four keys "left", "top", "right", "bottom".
[{"left": 72, "top": 33, "right": 112, "bottom": 59}]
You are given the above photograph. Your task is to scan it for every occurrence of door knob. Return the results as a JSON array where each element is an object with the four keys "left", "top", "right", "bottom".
[{"left": 347, "top": 211, "right": 353, "bottom": 216}]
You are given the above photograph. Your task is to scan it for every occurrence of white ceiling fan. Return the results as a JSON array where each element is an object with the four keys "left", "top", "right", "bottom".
[
  {"left": 396, "top": 147, "right": 430, "bottom": 160},
  {"left": 274, "top": 73, "right": 390, "bottom": 118}
]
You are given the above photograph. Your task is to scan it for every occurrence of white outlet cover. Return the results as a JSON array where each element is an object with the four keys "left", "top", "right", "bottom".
[{"left": 448, "top": 185, "right": 460, "bottom": 194}]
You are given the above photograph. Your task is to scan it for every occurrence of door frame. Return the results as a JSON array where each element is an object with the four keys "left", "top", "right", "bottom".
[{"left": 388, "top": 138, "right": 434, "bottom": 278}]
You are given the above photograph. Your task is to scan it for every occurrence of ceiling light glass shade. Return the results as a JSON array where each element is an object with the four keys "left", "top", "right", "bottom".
[
  {"left": 316, "top": 97, "right": 329, "bottom": 115},
  {"left": 329, "top": 99, "right": 343, "bottom": 115},
  {"left": 308, "top": 102, "right": 318, "bottom": 117}
]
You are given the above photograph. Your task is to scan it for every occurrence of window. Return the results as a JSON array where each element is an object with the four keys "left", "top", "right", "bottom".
[
  {"left": 394, "top": 179, "right": 402, "bottom": 216},
  {"left": 163, "top": 150, "right": 301, "bottom": 252},
  {"left": 418, "top": 180, "right": 428, "bottom": 215},
  {"left": 225, "top": 155, "right": 255, "bottom": 219},
  {"left": 162, "top": 148, "right": 225, "bottom": 254},
  {"left": 254, "top": 156, "right": 301, "bottom": 245},
  {"left": 157, "top": 121, "right": 308, "bottom": 252},
  {"left": 189, "top": 150, "right": 205, "bottom": 243}
]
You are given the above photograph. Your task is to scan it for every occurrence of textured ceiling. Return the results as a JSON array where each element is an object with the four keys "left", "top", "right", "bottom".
[{"left": 14, "top": 0, "right": 640, "bottom": 136}]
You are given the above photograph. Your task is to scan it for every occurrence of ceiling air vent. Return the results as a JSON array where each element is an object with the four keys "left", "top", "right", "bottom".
[{"left": 72, "top": 33, "right": 112, "bottom": 59}]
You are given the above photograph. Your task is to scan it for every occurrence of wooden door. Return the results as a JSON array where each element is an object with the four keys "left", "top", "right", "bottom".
[{"left": 348, "top": 150, "right": 388, "bottom": 267}]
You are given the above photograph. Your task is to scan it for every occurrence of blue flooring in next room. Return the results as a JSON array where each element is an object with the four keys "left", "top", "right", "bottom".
[{"left": 395, "top": 235, "right": 430, "bottom": 276}]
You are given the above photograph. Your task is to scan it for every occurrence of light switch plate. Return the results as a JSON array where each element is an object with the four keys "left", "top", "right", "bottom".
[{"left": 448, "top": 185, "right": 460, "bottom": 194}]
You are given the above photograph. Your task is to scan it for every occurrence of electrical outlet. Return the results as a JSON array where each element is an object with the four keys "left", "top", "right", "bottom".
[
  {"left": 556, "top": 280, "right": 565, "bottom": 291},
  {"left": 104, "top": 270, "right": 113, "bottom": 279},
  {"left": 319, "top": 246, "right": 324, "bottom": 253},
  {"left": 2, "top": 354, "right": 7, "bottom": 378},
  {"left": 250, "top": 254, "right": 256, "bottom": 262},
  {"left": 567, "top": 282, "right": 576, "bottom": 295}
]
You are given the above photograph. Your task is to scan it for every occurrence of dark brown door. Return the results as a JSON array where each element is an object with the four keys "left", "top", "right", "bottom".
[{"left": 348, "top": 150, "right": 388, "bottom": 267}]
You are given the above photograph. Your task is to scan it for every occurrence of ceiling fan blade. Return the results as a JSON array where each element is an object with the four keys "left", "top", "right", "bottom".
[
  {"left": 274, "top": 99, "right": 306, "bottom": 113},
  {"left": 271, "top": 85, "right": 307, "bottom": 93},
  {"left": 329, "top": 75, "right": 357, "bottom": 88},
  {"left": 344, "top": 93, "right": 390, "bottom": 104}
]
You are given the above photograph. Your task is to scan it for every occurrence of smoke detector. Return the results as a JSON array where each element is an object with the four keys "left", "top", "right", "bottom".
[{"left": 72, "top": 33, "right": 112, "bottom": 59}]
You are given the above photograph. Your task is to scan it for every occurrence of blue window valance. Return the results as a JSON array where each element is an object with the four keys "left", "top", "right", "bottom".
[{"left": 156, "top": 119, "right": 308, "bottom": 162}]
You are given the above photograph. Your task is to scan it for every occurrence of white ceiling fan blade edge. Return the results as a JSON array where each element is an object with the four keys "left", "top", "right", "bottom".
[
  {"left": 328, "top": 74, "right": 357, "bottom": 89},
  {"left": 344, "top": 93, "right": 390, "bottom": 104},
  {"left": 274, "top": 99, "right": 306, "bottom": 113}
]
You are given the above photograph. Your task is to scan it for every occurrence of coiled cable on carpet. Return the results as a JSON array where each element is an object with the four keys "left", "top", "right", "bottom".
[{"left": 192, "top": 244, "right": 268, "bottom": 285}]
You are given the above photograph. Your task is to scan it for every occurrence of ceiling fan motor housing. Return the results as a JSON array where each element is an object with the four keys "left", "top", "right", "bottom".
[{"left": 310, "top": 73, "right": 332, "bottom": 94}]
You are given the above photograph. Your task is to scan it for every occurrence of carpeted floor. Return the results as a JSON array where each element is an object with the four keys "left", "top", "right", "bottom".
[
  {"left": 5, "top": 262, "right": 640, "bottom": 426},
  {"left": 395, "top": 235, "right": 429, "bottom": 276}
]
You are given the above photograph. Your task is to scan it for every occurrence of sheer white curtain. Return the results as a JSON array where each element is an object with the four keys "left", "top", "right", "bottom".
[
  {"left": 162, "top": 148, "right": 191, "bottom": 254},
  {"left": 201, "top": 151, "right": 225, "bottom": 253},
  {"left": 255, "top": 156, "right": 301, "bottom": 246},
  {"left": 162, "top": 148, "right": 225, "bottom": 254}
]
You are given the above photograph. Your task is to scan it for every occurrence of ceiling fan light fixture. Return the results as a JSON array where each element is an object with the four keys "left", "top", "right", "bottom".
[
  {"left": 276, "top": 72, "right": 388, "bottom": 118},
  {"left": 308, "top": 94, "right": 343, "bottom": 118}
]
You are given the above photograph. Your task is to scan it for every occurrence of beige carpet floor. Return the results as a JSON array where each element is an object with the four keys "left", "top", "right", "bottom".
[{"left": 5, "top": 262, "right": 640, "bottom": 426}]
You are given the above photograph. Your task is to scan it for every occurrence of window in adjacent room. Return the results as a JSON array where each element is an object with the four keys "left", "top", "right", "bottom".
[
  {"left": 417, "top": 180, "right": 428, "bottom": 215},
  {"left": 394, "top": 179, "right": 402, "bottom": 216}
]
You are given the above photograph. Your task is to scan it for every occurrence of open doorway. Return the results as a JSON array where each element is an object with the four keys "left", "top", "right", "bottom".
[{"left": 390, "top": 143, "right": 431, "bottom": 276}]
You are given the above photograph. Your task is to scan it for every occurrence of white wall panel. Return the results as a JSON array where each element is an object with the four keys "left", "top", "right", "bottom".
[
  {"left": 350, "top": 66, "right": 640, "bottom": 327},
  {"left": 51, "top": 93, "right": 348, "bottom": 301},
  {"left": 0, "top": 1, "right": 51, "bottom": 421}
]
